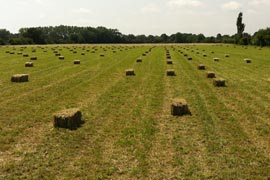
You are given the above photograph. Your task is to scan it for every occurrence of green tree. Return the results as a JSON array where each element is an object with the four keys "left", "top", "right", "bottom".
[{"left": 236, "top": 12, "right": 245, "bottom": 38}]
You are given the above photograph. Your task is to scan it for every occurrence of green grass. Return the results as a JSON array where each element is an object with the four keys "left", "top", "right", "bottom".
[{"left": 0, "top": 44, "right": 269, "bottom": 179}]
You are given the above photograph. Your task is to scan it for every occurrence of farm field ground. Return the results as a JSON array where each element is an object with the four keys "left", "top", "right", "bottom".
[{"left": 0, "top": 44, "right": 269, "bottom": 179}]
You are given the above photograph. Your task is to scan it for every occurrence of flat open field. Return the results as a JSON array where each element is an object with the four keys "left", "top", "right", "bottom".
[{"left": 0, "top": 44, "right": 269, "bottom": 179}]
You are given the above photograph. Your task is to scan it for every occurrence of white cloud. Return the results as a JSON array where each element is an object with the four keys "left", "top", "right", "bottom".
[
  {"left": 167, "top": 0, "right": 204, "bottom": 8},
  {"left": 222, "top": 1, "right": 242, "bottom": 10},
  {"left": 141, "top": 4, "right": 160, "bottom": 13},
  {"left": 248, "top": 0, "right": 270, "bottom": 6},
  {"left": 73, "top": 8, "right": 91, "bottom": 14}
]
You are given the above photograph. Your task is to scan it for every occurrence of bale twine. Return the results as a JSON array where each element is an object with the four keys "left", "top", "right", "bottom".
[
  {"left": 53, "top": 108, "right": 82, "bottom": 130},
  {"left": 11, "top": 74, "right": 29, "bottom": 82},
  {"left": 171, "top": 98, "right": 191, "bottom": 116},
  {"left": 213, "top": 78, "right": 226, "bottom": 87}
]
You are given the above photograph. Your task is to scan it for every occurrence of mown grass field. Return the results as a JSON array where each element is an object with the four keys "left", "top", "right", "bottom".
[{"left": 0, "top": 44, "right": 269, "bottom": 179}]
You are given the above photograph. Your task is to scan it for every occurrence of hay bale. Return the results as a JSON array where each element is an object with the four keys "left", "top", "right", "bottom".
[
  {"left": 81, "top": 52, "right": 85, "bottom": 55},
  {"left": 23, "top": 54, "right": 29, "bottom": 57},
  {"left": 74, "top": 60, "right": 81, "bottom": 64},
  {"left": 55, "top": 53, "right": 61, "bottom": 56},
  {"left": 203, "top": 54, "right": 207, "bottom": 57},
  {"left": 167, "top": 69, "right": 175, "bottom": 76},
  {"left": 224, "top": 54, "right": 230, "bottom": 58},
  {"left": 213, "top": 78, "right": 226, "bottom": 87},
  {"left": 53, "top": 108, "right": 82, "bottom": 130},
  {"left": 11, "top": 74, "right": 29, "bottom": 82},
  {"left": 30, "top": 57, "right": 37, "bottom": 60},
  {"left": 59, "top": 56, "right": 65, "bottom": 60},
  {"left": 187, "top": 57, "right": 192, "bottom": 60},
  {"left": 206, "top": 71, "right": 216, "bottom": 78},
  {"left": 17, "top": 52, "right": 22, "bottom": 55},
  {"left": 100, "top": 54, "right": 105, "bottom": 57},
  {"left": 214, "top": 57, "right": 220, "bottom": 62},
  {"left": 166, "top": 55, "right": 171, "bottom": 59},
  {"left": 184, "top": 54, "right": 188, "bottom": 57},
  {"left": 25, "top": 62, "right": 34, "bottom": 67},
  {"left": 171, "top": 98, "right": 191, "bottom": 116},
  {"left": 245, "top": 59, "right": 252, "bottom": 63},
  {"left": 136, "top": 58, "right": 142, "bottom": 63},
  {"left": 126, "top": 69, "right": 135, "bottom": 76},
  {"left": 198, "top": 64, "right": 205, "bottom": 70},
  {"left": 167, "top": 60, "right": 173, "bottom": 64}
]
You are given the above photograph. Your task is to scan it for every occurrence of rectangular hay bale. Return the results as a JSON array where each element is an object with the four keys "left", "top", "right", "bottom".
[
  {"left": 11, "top": 74, "right": 29, "bottom": 82},
  {"left": 53, "top": 108, "right": 82, "bottom": 130}
]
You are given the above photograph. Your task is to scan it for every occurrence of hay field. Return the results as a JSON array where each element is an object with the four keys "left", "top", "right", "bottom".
[{"left": 0, "top": 44, "right": 269, "bottom": 179}]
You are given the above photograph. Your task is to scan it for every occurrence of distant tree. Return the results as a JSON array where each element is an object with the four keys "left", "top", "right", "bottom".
[
  {"left": 252, "top": 28, "right": 270, "bottom": 46},
  {"left": 236, "top": 12, "right": 245, "bottom": 38},
  {"left": 0, "top": 29, "right": 11, "bottom": 45}
]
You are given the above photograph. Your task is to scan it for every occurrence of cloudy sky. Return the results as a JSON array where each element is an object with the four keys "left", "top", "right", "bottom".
[{"left": 0, "top": 0, "right": 269, "bottom": 36}]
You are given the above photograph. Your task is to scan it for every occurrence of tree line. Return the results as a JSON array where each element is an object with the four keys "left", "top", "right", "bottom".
[{"left": 0, "top": 13, "right": 269, "bottom": 46}]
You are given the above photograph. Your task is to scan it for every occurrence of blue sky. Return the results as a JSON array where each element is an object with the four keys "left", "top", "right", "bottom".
[{"left": 0, "top": 0, "right": 269, "bottom": 36}]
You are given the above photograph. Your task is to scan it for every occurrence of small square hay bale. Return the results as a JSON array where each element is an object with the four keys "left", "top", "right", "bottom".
[
  {"left": 213, "top": 78, "right": 226, "bottom": 87},
  {"left": 59, "top": 56, "right": 65, "bottom": 60},
  {"left": 206, "top": 71, "right": 216, "bottom": 78},
  {"left": 126, "top": 69, "right": 135, "bottom": 76},
  {"left": 167, "top": 60, "right": 173, "bottom": 64},
  {"left": 184, "top": 54, "right": 188, "bottom": 57},
  {"left": 214, "top": 57, "right": 220, "bottom": 62},
  {"left": 55, "top": 53, "right": 61, "bottom": 56},
  {"left": 11, "top": 74, "right": 29, "bottom": 82},
  {"left": 203, "top": 54, "right": 207, "bottom": 57},
  {"left": 166, "top": 55, "right": 171, "bottom": 59},
  {"left": 81, "top": 52, "right": 85, "bottom": 55},
  {"left": 25, "top": 62, "right": 34, "bottom": 67},
  {"left": 245, "top": 59, "right": 252, "bottom": 63},
  {"left": 136, "top": 58, "right": 142, "bottom": 63},
  {"left": 30, "top": 57, "right": 37, "bottom": 60},
  {"left": 187, "top": 57, "right": 192, "bottom": 60},
  {"left": 74, "top": 60, "right": 81, "bottom": 64},
  {"left": 100, "top": 54, "right": 105, "bottom": 57},
  {"left": 23, "top": 54, "right": 29, "bottom": 57},
  {"left": 17, "top": 52, "right": 22, "bottom": 55},
  {"left": 198, "top": 64, "right": 206, "bottom": 70},
  {"left": 224, "top": 54, "right": 230, "bottom": 58},
  {"left": 171, "top": 98, "right": 191, "bottom": 116},
  {"left": 167, "top": 69, "right": 176, "bottom": 76},
  {"left": 211, "top": 51, "right": 215, "bottom": 54},
  {"left": 53, "top": 108, "right": 82, "bottom": 130}
]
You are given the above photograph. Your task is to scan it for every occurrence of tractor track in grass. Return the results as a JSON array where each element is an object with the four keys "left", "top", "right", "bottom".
[{"left": 0, "top": 48, "right": 145, "bottom": 174}]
